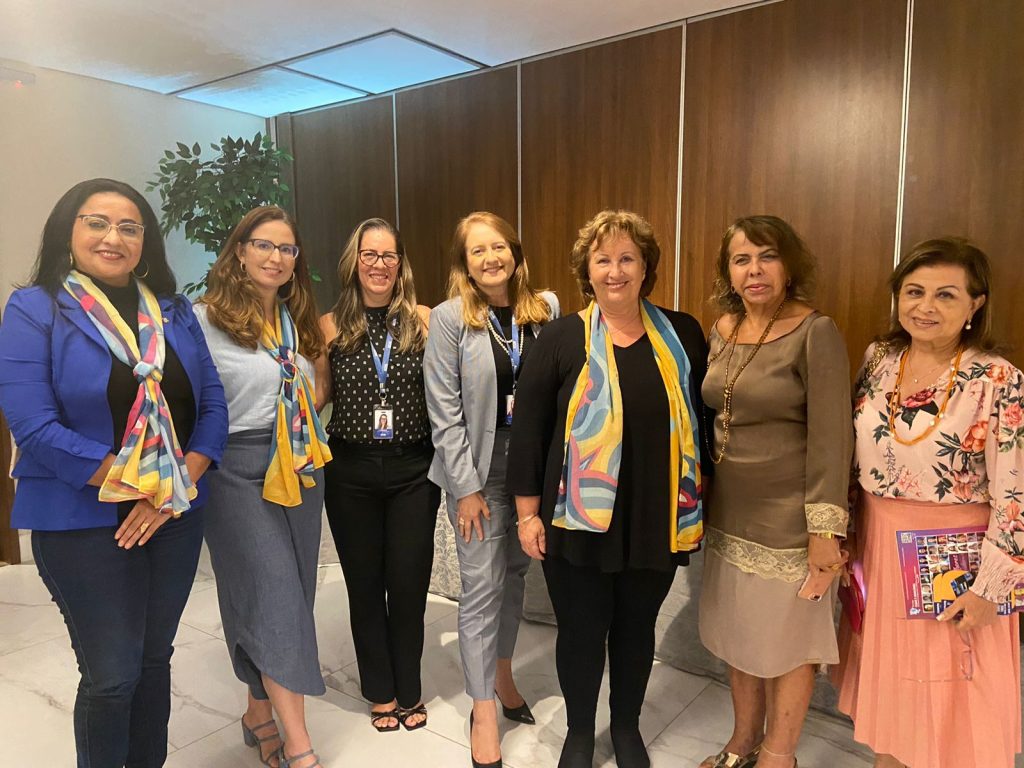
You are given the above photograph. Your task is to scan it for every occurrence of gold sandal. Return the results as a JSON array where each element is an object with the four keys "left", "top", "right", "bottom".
[{"left": 701, "top": 744, "right": 761, "bottom": 768}]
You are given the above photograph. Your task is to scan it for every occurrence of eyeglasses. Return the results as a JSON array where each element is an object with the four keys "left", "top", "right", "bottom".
[
  {"left": 359, "top": 250, "right": 401, "bottom": 268},
  {"left": 247, "top": 238, "right": 300, "bottom": 260},
  {"left": 77, "top": 214, "right": 145, "bottom": 241}
]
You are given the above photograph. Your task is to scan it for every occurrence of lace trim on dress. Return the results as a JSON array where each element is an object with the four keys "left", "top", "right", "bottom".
[
  {"left": 805, "top": 502, "right": 849, "bottom": 536},
  {"left": 706, "top": 527, "right": 807, "bottom": 582}
]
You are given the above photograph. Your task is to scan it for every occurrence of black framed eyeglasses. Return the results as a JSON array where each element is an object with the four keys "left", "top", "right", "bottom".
[
  {"left": 77, "top": 214, "right": 145, "bottom": 241},
  {"left": 359, "top": 249, "right": 401, "bottom": 268},
  {"left": 247, "top": 238, "right": 300, "bottom": 260}
]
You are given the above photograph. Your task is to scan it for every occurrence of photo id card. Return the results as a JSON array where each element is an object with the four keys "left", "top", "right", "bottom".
[
  {"left": 372, "top": 407, "right": 394, "bottom": 440},
  {"left": 505, "top": 394, "right": 514, "bottom": 426}
]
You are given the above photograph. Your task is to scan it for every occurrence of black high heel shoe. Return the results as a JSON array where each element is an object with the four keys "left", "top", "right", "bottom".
[
  {"left": 469, "top": 711, "right": 502, "bottom": 768},
  {"left": 495, "top": 690, "right": 536, "bottom": 725}
]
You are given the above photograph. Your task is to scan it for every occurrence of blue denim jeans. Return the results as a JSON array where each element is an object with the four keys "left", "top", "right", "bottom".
[{"left": 32, "top": 508, "right": 203, "bottom": 768}]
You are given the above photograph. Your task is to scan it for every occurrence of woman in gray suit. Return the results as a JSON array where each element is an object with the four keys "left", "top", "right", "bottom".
[{"left": 424, "top": 211, "right": 559, "bottom": 768}]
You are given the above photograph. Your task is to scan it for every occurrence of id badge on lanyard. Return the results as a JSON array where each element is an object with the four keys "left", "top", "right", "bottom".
[
  {"left": 369, "top": 331, "right": 395, "bottom": 440},
  {"left": 488, "top": 310, "right": 521, "bottom": 426}
]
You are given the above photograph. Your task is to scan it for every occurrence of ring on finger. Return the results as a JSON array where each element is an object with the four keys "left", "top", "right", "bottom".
[
  {"left": 827, "top": 562, "right": 841, "bottom": 571},
  {"left": 139, "top": 522, "right": 150, "bottom": 534}
]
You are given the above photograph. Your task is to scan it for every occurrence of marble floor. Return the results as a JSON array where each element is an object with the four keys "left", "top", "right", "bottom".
[
  {"left": 0, "top": 544, "right": 901, "bottom": 768},
  {"left": 0, "top": 541, "right": 877, "bottom": 768}
]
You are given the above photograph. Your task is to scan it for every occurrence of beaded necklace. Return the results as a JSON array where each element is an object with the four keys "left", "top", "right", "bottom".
[
  {"left": 887, "top": 345, "right": 963, "bottom": 446},
  {"left": 707, "top": 300, "right": 787, "bottom": 464}
]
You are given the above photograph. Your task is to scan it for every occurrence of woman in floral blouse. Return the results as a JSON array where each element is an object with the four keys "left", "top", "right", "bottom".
[{"left": 835, "top": 237, "right": 1024, "bottom": 768}]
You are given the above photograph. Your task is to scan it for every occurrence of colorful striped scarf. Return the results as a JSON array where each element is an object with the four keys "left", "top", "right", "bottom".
[
  {"left": 63, "top": 271, "right": 197, "bottom": 515},
  {"left": 553, "top": 300, "right": 704, "bottom": 552},
  {"left": 260, "top": 301, "right": 332, "bottom": 507}
]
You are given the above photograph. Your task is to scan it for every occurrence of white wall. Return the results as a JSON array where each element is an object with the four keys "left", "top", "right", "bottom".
[{"left": 0, "top": 59, "right": 264, "bottom": 304}]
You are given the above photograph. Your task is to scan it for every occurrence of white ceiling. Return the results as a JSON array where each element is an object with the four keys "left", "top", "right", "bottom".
[{"left": 2, "top": 0, "right": 757, "bottom": 99}]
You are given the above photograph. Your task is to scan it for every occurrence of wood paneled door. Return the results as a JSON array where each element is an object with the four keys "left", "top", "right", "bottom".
[
  {"left": 288, "top": 96, "right": 397, "bottom": 310},
  {"left": 679, "top": 0, "right": 907, "bottom": 369},
  {"left": 521, "top": 28, "right": 684, "bottom": 314},
  {"left": 900, "top": 0, "right": 1024, "bottom": 365},
  {"left": 395, "top": 67, "right": 519, "bottom": 308}
]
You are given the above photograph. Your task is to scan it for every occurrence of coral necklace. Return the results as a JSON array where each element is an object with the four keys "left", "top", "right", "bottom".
[{"left": 887, "top": 345, "right": 964, "bottom": 446}]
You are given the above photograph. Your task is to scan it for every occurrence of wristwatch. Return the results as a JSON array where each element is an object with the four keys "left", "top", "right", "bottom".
[{"left": 814, "top": 531, "right": 842, "bottom": 539}]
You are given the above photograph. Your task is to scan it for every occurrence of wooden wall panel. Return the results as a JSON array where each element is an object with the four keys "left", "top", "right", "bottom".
[
  {"left": 290, "top": 96, "right": 397, "bottom": 310},
  {"left": 0, "top": 410, "right": 18, "bottom": 564},
  {"left": 521, "top": 28, "right": 683, "bottom": 314},
  {"left": 396, "top": 68, "right": 519, "bottom": 307},
  {"left": 679, "top": 0, "right": 906, "bottom": 369},
  {"left": 901, "top": 0, "right": 1024, "bottom": 365}
]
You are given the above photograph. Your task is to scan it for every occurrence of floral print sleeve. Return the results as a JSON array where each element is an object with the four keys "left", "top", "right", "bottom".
[
  {"left": 853, "top": 349, "right": 1024, "bottom": 602},
  {"left": 971, "top": 363, "right": 1024, "bottom": 602}
]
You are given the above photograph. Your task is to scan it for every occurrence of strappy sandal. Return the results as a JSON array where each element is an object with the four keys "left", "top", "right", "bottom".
[
  {"left": 369, "top": 706, "right": 400, "bottom": 732},
  {"left": 280, "top": 749, "right": 323, "bottom": 767},
  {"left": 241, "top": 717, "right": 283, "bottom": 767},
  {"left": 398, "top": 702, "right": 428, "bottom": 731},
  {"left": 701, "top": 744, "right": 761, "bottom": 768}
]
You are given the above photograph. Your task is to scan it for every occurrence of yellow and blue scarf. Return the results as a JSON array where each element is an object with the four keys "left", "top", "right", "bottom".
[
  {"left": 260, "top": 301, "right": 331, "bottom": 507},
  {"left": 553, "top": 300, "right": 704, "bottom": 552},
  {"left": 63, "top": 271, "right": 197, "bottom": 515}
]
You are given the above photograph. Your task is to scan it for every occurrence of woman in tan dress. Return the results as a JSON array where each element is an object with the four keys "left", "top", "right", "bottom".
[{"left": 698, "top": 216, "right": 852, "bottom": 768}]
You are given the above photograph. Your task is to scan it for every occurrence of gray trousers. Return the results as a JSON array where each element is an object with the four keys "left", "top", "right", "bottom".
[{"left": 447, "top": 432, "right": 531, "bottom": 700}]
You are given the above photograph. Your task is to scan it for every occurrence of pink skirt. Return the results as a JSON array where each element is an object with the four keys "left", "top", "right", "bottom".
[{"left": 833, "top": 493, "right": 1021, "bottom": 767}]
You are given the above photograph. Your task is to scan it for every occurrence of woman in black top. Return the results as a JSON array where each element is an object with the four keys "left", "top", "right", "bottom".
[
  {"left": 318, "top": 218, "right": 438, "bottom": 734},
  {"left": 508, "top": 210, "right": 712, "bottom": 768},
  {"left": 0, "top": 178, "right": 227, "bottom": 768}
]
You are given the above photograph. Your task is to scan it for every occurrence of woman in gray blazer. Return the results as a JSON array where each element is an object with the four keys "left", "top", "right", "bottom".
[{"left": 424, "top": 211, "right": 559, "bottom": 768}]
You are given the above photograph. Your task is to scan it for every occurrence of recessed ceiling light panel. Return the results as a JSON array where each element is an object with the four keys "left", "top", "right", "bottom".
[
  {"left": 179, "top": 67, "right": 365, "bottom": 117},
  {"left": 288, "top": 31, "right": 479, "bottom": 94}
]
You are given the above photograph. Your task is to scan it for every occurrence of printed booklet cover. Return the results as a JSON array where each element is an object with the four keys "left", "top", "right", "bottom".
[{"left": 896, "top": 525, "right": 1024, "bottom": 618}]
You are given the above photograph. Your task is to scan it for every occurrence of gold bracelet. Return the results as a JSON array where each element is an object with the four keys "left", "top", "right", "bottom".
[{"left": 515, "top": 514, "right": 538, "bottom": 527}]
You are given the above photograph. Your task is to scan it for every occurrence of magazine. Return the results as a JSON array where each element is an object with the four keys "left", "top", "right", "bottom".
[{"left": 895, "top": 525, "right": 1024, "bottom": 619}]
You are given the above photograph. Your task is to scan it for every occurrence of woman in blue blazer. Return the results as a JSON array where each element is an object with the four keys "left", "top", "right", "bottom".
[
  {"left": 0, "top": 178, "right": 227, "bottom": 768},
  {"left": 424, "top": 211, "right": 558, "bottom": 768}
]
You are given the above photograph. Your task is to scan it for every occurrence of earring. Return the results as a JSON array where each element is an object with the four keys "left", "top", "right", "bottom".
[
  {"left": 68, "top": 250, "right": 75, "bottom": 269},
  {"left": 132, "top": 261, "right": 150, "bottom": 279},
  {"left": 966, "top": 317, "right": 973, "bottom": 330},
  {"left": 278, "top": 275, "right": 296, "bottom": 301}
]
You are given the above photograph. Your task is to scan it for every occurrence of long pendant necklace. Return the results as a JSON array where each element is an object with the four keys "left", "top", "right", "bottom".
[
  {"left": 707, "top": 300, "right": 787, "bottom": 464},
  {"left": 887, "top": 345, "right": 963, "bottom": 446}
]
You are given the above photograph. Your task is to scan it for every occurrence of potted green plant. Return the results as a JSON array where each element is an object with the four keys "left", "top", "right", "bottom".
[{"left": 148, "top": 132, "right": 300, "bottom": 295}]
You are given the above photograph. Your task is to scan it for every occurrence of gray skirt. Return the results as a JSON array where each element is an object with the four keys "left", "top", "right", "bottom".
[{"left": 204, "top": 429, "right": 326, "bottom": 698}]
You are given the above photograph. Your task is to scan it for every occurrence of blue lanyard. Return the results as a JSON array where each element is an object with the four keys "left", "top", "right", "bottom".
[
  {"left": 487, "top": 310, "right": 521, "bottom": 375},
  {"left": 367, "top": 331, "right": 393, "bottom": 402}
]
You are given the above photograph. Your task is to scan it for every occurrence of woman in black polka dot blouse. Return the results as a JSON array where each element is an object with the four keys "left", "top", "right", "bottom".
[{"left": 318, "top": 218, "right": 438, "bottom": 734}]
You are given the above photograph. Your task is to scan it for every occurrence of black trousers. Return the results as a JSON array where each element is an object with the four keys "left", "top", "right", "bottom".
[
  {"left": 542, "top": 556, "right": 676, "bottom": 733},
  {"left": 324, "top": 439, "right": 440, "bottom": 708}
]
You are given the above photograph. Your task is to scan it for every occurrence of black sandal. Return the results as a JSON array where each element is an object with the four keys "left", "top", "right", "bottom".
[
  {"left": 398, "top": 703, "right": 428, "bottom": 731},
  {"left": 369, "top": 707, "right": 400, "bottom": 733}
]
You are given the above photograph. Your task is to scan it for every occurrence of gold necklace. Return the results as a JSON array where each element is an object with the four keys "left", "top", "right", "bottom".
[
  {"left": 707, "top": 301, "right": 787, "bottom": 463},
  {"left": 887, "top": 345, "right": 963, "bottom": 446},
  {"left": 905, "top": 353, "right": 949, "bottom": 385}
]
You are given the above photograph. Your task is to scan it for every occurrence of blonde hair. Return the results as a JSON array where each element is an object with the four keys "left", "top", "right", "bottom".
[
  {"left": 569, "top": 210, "right": 660, "bottom": 302},
  {"left": 329, "top": 218, "right": 425, "bottom": 355},
  {"left": 201, "top": 206, "right": 324, "bottom": 359},
  {"left": 446, "top": 211, "right": 551, "bottom": 329}
]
